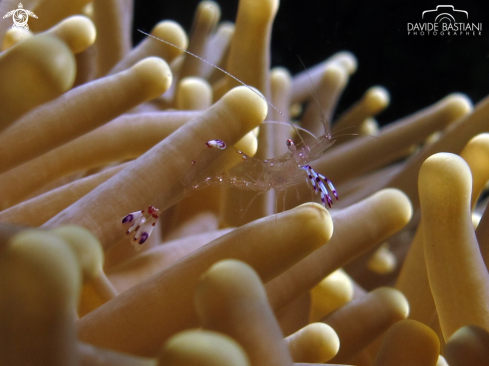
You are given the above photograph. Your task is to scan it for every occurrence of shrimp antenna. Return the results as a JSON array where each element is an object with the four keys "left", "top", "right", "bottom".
[
  {"left": 263, "top": 121, "right": 318, "bottom": 141},
  {"left": 296, "top": 55, "right": 332, "bottom": 139},
  {"left": 331, "top": 125, "right": 380, "bottom": 141},
  {"left": 137, "top": 29, "right": 305, "bottom": 143}
]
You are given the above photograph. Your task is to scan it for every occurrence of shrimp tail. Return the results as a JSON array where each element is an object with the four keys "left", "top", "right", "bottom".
[{"left": 301, "top": 165, "right": 338, "bottom": 208}]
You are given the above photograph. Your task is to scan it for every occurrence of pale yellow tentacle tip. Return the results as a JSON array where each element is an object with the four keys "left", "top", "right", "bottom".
[
  {"left": 0, "top": 33, "right": 76, "bottom": 94},
  {"left": 322, "top": 62, "right": 348, "bottom": 88},
  {"left": 372, "top": 188, "right": 413, "bottom": 226},
  {"left": 197, "top": 1, "right": 222, "bottom": 22},
  {"left": 419, "top": 152, "right": 472, "bottom": 205},
  {"left": 0, "top": 229, "right": 81, "bottom": 365},
  {"left": 445, "top": 325, "right": 489, "bottom": 366},
  {"left": 131, "top": 57, "right": 173, "bottom": 99},
  {"left": 364, "top": 86, "right": 390, "bottom": 113},
  {"left": 81, "top": 2, "right": 93, "bottom": 17},
  {"left": 360, "top": 117, "right": 380, "bottom": 136},
  {"left": 375, "top": 287, "right": 410, "bottom": 319},
  {"left": 218, "top": 21, "right": 235, "bottom": 33},
  {"left": 2, "top": 28, "right": 33, "bottom": 50},
  {"left": 176, "top": 76, "right": 213, "bottom": 110},
  {"left": 420, "top": 152, "right": 471, "bottom": 178},
  {"left": 285, "top": 322, "right": 340, "bottom": 363},
  {"left": 367, "top": 243, "right": 397, "bottom": 274},
  {"left": 48, "top": 225, "right": 116, "bottom": 316},
  {"left": 441, "top": 93, "right": 473, "bottom": 118},
  {"left": 374, "top": 319, "right": 440, "bottom": 366},
  {"left": 309, "top": 269, "right": 353, "bottom": 322},
  {"left": 46, "top": 15, "right": 96, "bottom": 54},
  {"left": 152, "top": 20, "right": 189, "bottom": 52},
  {"left": 295, "top": 202, "right": 334, "bottom": 244},
  {"left": 5, "top": 230, "right": 81, "bottom": 306},
  {"left": 197, "top": 259, "right": 265, "bottom": 301},
  {"left": 330, "top": 51, "right": 358, "bottom": 74},
  {"left": 50, "top": 225, "right": 103, "bottom": 280},
  {"left": 464, "top": 132, "right": 489, "bottom": 148},
  {"left": 159, "top": 329, "right": 250, "bottom": 366},
  {"left": 271, "top": 66, "right": 292, "bottom": 80},
  {"left": 222, "top": 86, "right": 269, "bottom": 125}
]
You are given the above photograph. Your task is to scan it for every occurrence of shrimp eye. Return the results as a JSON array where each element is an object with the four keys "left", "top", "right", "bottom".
[{"left": 286, "top": 139, "right": 294, "bottom": 147}]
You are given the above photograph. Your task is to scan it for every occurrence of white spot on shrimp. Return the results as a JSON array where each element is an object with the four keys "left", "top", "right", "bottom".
[{"left": 206, "top": 139, "right": 226, "bottom": 149}]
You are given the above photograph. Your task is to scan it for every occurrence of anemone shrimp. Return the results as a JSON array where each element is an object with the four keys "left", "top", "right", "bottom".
[
  {"left": 183, "top": 135, "right": 338, "bottom": 206},
  {"left": 122, "top": 29, "right": 343, "bottom": 246}
]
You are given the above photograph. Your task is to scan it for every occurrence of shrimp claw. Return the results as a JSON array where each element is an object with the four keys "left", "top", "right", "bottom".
[
  {"left": 301, "top": 165, "right": 338, "bottom": 208},
  {"left": 121, "top": 205, "right": 160, "bottom": 250}
]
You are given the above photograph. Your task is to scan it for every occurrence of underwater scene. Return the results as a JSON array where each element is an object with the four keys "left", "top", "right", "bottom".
[{"left": 1, "top": 0, "right": 488, "bottom": 364}]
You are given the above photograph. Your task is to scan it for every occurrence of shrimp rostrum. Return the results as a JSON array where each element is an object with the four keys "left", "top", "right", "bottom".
[{"left": 182, "top": 133, "right": 339, "bottom": 208}]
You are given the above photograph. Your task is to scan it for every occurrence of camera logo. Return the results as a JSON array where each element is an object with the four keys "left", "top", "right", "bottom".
[
  {"left": 407, "top": 5, "right": 482, "bottom": 36},
  {"left": 422, "top": 6, "right": 468, "bottom": 23},
  {"left": 2, "top": 3, "right": 37, "bottom": 31}
]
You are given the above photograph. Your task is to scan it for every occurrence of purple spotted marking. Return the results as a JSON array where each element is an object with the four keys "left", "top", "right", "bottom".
[
  {"left": 122, "top": 214, "right": 134, "bottom": 223},
  {"left": 139, "top": 232, "right": 149, "bottom": 244},
  {"left": 121, "top": 206, "right": 160, "bottom": 250}
]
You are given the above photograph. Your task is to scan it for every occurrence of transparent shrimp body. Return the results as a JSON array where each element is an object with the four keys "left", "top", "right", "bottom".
[
  {"left": 185, "top": 134, "right": 338, "bottom": 208},
  {"left": 137, "top": 29, "right": 339, "bottom": 208},
  {"left": 120, "top": 31, "right": 340, "bottom": 249}
]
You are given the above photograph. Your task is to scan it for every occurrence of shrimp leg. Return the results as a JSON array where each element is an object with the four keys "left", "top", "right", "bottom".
[{"left": 301, "top": 165, "right": 338, "bottom": 208}]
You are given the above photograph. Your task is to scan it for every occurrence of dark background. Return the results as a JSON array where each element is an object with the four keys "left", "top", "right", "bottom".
[{"left": 132, "top": 0, "right": 489, "bottom": 126}]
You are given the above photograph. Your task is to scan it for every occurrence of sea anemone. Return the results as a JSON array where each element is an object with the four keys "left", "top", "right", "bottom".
[{"left": 1, "top": 0, "right": 489, "bottom": 365}]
